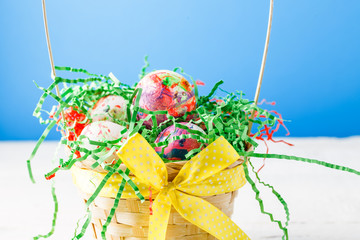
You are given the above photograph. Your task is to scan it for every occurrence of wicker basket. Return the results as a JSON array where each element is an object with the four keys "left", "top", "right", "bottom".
[{"left": 74, "top": 159, "right": 244, "bottom": 240}]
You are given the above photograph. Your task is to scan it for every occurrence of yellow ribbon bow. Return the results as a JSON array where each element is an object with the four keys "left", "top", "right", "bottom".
[{"left": 117, "top": 133, "right": 250, "bottom": 240}]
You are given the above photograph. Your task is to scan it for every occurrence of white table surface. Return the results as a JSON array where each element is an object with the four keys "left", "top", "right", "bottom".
[{"left": 0, "top": 137, "right": 359, "bottom": 240}]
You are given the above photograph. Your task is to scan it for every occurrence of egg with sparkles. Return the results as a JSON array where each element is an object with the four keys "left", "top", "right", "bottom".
[
  {"left": 91, "top": 95, "right": 128, "bottom": 122},
  {"left": 135, "top": 70, "right": 196, "bottom": 128},
  {"left": 154, "top": 122, "right": 206, "bottom": 160},
  {"left": 62, "top": 106, "right": 89, "bottom": 141},
  {"left": 76, "top": 121, "right": 127, "bottom": 168}
]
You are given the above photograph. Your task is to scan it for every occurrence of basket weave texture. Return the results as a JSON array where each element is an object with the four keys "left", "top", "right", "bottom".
[{"left": 75, "top": 160, "right": 243, "bottom": 240}]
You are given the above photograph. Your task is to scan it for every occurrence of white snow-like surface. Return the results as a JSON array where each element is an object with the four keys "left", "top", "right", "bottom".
[{"left": 0, "top": 137, "right": 359, "bottom": 240}]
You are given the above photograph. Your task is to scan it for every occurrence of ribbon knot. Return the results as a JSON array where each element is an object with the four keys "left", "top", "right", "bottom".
[
  {"left": 117, "top": 133, "right": 250, "bottom": 240},
  {"left": 162, "top": 182, "right": 176, "bottom": 193}
]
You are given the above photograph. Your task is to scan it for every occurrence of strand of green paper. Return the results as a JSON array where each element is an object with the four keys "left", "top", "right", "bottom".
[
  {"left": 139, "top": 55, "right": 150, "bottom": 80},
  {"left": 101, "top": 168, "right": 130, "bottom": 239},
  {"left": 72, "top": 161, "right": 121, "bottom": 240},
  {"left": 55, "top": 66, "right": 110, "bottom": 80},
  {"left": 32, "top": 81, "right": 58, "bottom": 124},
  {"left": 104, "top": 166, "right": 145, "bottom": 202},
  {"left": 33, "top": 181, "right": 58, "bottom": 240},
  {"left": 243, "top": 160, "right": 289, "bottom": 239},
  {"left": 72, "top": 209, "right": 92, "bottom": 240},
  {"left": 27, "top": 120, "right": 56, "bottom": 183},
  {"left": 32, "top": 140, "right": 62, "bottom": 239},
  {"left": 248, "top": 159, "right": 290, "bottom": 239},
  {"left": 244, "top": 153, "right": 360, "bottom": 176}
]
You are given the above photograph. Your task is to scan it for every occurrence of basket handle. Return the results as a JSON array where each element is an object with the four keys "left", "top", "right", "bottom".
[
  {"left": 41, "top": 0, "right": 59, "bottom": 95},
  {"left": 41, "top": 0, "right": 67, "bottom": 136},
  {"left": 40, "top": 0, "right": 274, "bottom": 135},
  {"left": 248, "top": 0, "right": 274, "bottom": 135}
]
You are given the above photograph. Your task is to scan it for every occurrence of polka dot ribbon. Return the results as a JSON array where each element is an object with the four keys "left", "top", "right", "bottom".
[{"left": 117, "top": 133, "right": 250, "bottom": 240}]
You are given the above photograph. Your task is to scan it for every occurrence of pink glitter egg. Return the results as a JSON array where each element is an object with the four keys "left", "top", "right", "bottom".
[
  {"left": 135, "top": 70, "right": 196, "bottom": 128},
  {"left": 154, "top": 122, "right": 205, "bottom": 161}
]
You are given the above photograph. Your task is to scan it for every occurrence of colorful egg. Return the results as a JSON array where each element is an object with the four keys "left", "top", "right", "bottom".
[
  {"left": 154, "top": 122, "right": 205, "bottom": 161},
  {"left": 78, "top": 121, "right": 127, "bottom": 167},
  {"left": 91, "top": 95, "right": 128, "bottom": 122},
  {"left": 62, "top": 107, "right": 89, "bottom": 141},
  {"left": 135, "top": 70, "right": 196, "bottom": 128}
]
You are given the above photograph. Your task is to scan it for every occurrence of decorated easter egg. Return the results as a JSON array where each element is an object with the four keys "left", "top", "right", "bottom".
[
  {"left": 91, "top": 95, "right": 128, "bottom": 122},
  {"left": 135, "top": 70, "right": 196, "bottom": 128},
  {"left": 154, "top": 122, "right": 205, "bottom": 160},
  {"left": 62, "top": 106, "right": 89, "bottom": 141},
  {"left": 77, "top": 121, "right": 127, "bottom": 167}
]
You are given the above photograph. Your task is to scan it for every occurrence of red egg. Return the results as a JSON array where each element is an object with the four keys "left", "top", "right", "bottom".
[{"left": 61, "top": 107, "right": 88, "bottom": 141}]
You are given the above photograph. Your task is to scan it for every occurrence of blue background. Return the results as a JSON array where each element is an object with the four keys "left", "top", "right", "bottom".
[{"left": 1, "top": 0, "right": 359, "bottom": 140}]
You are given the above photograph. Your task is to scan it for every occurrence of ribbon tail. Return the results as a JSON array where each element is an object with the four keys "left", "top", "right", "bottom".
[
  {"left": 148, "top": 190, "right": 172, "bottom": 240},
  {"left": 169, "top": 190, "right": 250, "bottom": 240}
]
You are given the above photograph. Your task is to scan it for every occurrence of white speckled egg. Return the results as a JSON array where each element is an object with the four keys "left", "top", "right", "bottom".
[
  {"left": 77, "top": 121, "right": 127, "bottom": 168},
  {"left": 91, "top": 95, "right": 128, "bottom": 122}
]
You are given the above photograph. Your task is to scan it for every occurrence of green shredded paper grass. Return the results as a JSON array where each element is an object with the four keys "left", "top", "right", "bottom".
[{"left": 28, "top": 58, "right": 360, "bottom": 240}]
